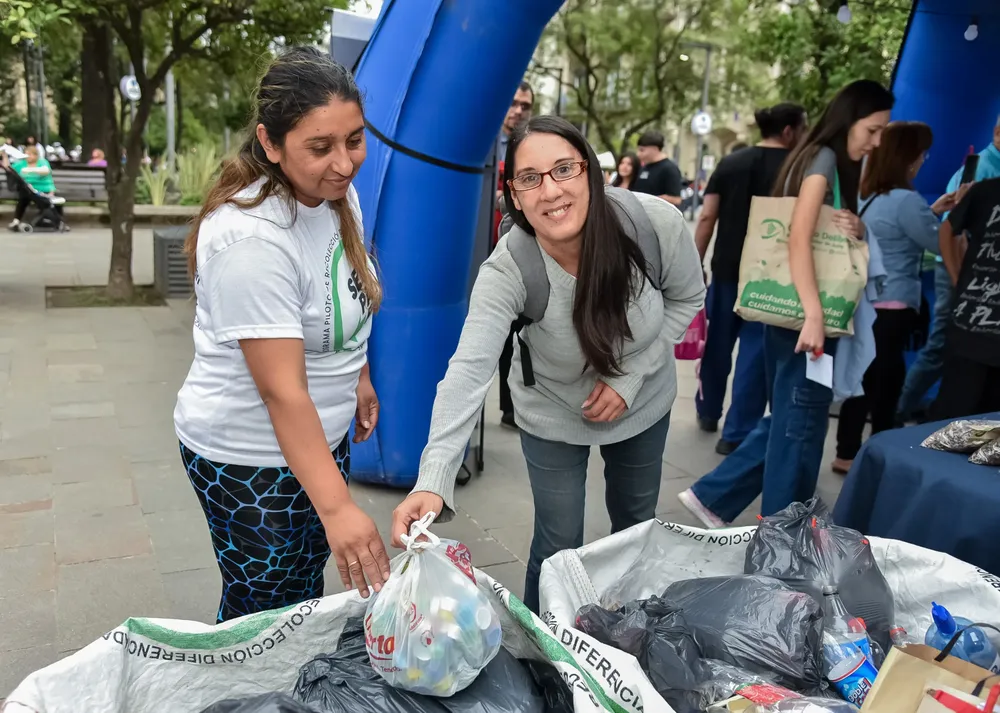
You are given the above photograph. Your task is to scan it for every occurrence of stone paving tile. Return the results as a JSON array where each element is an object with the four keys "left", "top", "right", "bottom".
[
  {"left": 145, "top": 509, "right": 219, "bottom": 575},
  {"left": 54, "top": 505, "right": 153, "bottom": 565},
  {"left": 0, "top": 589, "right": 56, "bottom": 656},
  {"left": 0, "top": 644, "right": 56, "bottom": 698},
  {"left": 45, "top": 334, "right": 97, "bottom": 352},
  {"left": 47, "top": 416, "right": 122, "bottom": 450},
  {"left": 56, "top": 555, "right": 169, "bottom": 652},
  {"left": 0, "top": 456, "right": 50, "bottom": 477},
  {"left": 53, "top": 478, "right": 137, "bottom": 516},
  {"left": 50, "top": 401, "right": 116, "bottom": 420},
  {"left": 131, "top": 459, "right": 201, "bottom": 514},
  {"left": 0, "top": 509, "right": 53, "bottom": 549},
  {"left": 0, "top": 544, "right": 56, "bottom": 597},
  {"left": 161, "top": 567, "right": 220, "bottom": 625},
  {"left": 0, "top": 473, "right": 53, "bottom": 511},
  {"left": 49, "top": 445, "right": 132, "bottom": 484},
  {"left": 46, "top": 363, "right": 105, "bottom": 385}
]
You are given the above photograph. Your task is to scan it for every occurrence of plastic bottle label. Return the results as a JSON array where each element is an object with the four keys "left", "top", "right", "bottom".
[{"left": 829, "top": 656, "right": 877, "bottom": 707}]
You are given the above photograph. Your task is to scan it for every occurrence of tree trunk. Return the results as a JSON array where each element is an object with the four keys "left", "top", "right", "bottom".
[
  {"left": 106, "top": 163, "right": 139, "bottom": 300},
  {"left": 80, "top": 21, "right": 109, "bottom": 159},
  {"left": 175, "top": 80, "right": 183, "bottom": 152}
]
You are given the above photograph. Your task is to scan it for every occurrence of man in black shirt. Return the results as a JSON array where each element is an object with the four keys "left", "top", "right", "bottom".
[
  {"left": 931, "top": 177, "right": 1000, "bottom": 419},
  {"left": 693, "top": 103, "right": 808, "bottom": 454},
  {"left": 633, "top": 130, "right": 683, "bottom": 206}
]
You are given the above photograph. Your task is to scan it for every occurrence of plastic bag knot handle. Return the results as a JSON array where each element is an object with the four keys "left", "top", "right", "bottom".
[{"left": 400, "top": 511, "right": 440, "bottom": 551}]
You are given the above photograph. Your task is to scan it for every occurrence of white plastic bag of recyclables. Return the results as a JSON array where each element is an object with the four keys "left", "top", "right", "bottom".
[
  {"left": 538, "top": 519, "right": 1000, "bottom": 713},
  {"left": 4, "top": 569, "right": 666, "bottom": 713}
]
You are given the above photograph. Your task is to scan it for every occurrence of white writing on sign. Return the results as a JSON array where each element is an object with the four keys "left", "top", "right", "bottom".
[{"left": 955, "top": 235, "right": 1000, "bottom": 336}]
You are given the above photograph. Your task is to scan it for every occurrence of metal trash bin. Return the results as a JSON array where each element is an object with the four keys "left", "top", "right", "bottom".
[{"left": 153, "top": 226, "right": 193, "bottom": 299}]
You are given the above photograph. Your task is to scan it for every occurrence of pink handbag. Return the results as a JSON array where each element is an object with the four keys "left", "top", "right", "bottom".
[{"left": 674, "top": 309, "right": 707, "bottom": 361}]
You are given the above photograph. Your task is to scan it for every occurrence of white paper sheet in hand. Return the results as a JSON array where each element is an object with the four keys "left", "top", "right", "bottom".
[{"left": 806, "top": 353, "right": 834, "bottom": 388}]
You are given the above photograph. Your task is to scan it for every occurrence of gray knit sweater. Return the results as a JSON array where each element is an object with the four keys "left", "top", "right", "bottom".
[{"left": 413, "top": 192, "right": 706, "bottom": 518}]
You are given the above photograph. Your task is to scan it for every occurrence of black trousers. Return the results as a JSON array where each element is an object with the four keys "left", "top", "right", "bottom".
[
  {"left": 837, "top": 308, "right": 919, "bottom": 460},
  {"left": 498, "top": 324, "right": 516, "bottom": 416},
  {"left": 930, "top": 354, "right": 1000, "bottom": 421}
]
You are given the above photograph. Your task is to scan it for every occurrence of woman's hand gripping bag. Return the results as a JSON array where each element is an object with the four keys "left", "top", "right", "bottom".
[{"left": 364, "top": 512, "right": 503, "bottom": 697}]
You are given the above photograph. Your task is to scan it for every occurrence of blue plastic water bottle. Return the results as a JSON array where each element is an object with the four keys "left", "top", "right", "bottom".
[
  {"left": 924, "top": 602, "right": 1000, "bottom": 673},
  {"left": 822, "top": 586, "right": 878, "bottom": 706}
]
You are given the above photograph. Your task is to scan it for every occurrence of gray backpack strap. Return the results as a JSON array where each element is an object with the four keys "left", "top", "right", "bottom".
[
  {"left": 605, "top": 186, "right": 662, "bottom": 286},
  {"left": 505, "top": 223, "right": 547, "bottom": 387},
  {"left": 506, "top": 223, "right": 549, "bottom": 324}
]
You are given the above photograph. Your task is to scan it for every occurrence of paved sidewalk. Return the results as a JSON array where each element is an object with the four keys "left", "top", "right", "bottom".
[{"left": 0, "top": 228, "right": 848, "bottom": 696}]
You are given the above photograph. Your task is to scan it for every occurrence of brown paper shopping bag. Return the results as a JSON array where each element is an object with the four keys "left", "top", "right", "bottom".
[
  {"left": 735, "top": 195, "right": 869, "bottom": 336},
  {"left": 861, "top": 643, "right": 998, "bottom": 712}
]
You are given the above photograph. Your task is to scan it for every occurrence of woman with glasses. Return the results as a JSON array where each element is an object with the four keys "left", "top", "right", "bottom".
[{"left": 390, "top": 115, "right": 705, "bottom": 612}]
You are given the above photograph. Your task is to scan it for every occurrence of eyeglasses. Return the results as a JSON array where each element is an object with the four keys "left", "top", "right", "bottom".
[{"left": 508, "top": 160, "right": 588, "bottom": 192}]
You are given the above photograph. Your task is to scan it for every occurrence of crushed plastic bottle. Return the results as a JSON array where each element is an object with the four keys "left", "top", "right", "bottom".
[{"left": 925, "top": 602, "right": 1000, "bottom": 673}]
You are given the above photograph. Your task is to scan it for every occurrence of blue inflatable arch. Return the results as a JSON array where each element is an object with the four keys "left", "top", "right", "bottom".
[
  {"left": 892, "top": 0, "right": 1000, "bottom": 198},
  {"left": 349, "top": 0, "right": 1000, "bottom": 487}
]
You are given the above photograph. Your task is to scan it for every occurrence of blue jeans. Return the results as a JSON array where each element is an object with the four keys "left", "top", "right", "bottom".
[
  {"left": 520, "top": 412, "right": 671, "bottom": 614},
  {"left": 695, "top": 280, "right": 768, "bottom": 443},
  {"left": 691, "top": 326, "right": 837, "bottom": 523},
  {"left": 897, "top": 263, "right": 953, "bottom": 418}
]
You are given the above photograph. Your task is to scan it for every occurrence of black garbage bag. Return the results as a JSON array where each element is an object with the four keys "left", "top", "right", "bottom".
[
  {"left": 292, "top": 617, "right": 569, "bottom": 713},
  {"left": 200, "top": 693, "right": 317, "bottom": 713},
  {"left": 575, "top": 597, "right": 709, "bottom": 713},
  {"left": 662, "top": 575, "right": 825, "bottom": 690},
  {"left": 743, "top": 498, "right": 895, "bottom": 652}
]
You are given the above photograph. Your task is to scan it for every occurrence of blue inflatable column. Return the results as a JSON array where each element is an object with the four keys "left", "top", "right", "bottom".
[
  {"left": 892, "top": 1, "right": 1000, "bottom": 196},
  {"left": 350, "top": 0, "right": 565, "bottom": 486}
]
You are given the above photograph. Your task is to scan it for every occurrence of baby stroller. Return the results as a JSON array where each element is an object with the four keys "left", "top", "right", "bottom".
[{"left": 4, "top": 163, "right": 69, "bottom": 233}]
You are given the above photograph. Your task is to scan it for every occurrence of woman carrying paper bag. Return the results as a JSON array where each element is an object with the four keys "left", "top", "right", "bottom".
[{"left": 679, "top": 79, "right": 895, "bottom": 528}]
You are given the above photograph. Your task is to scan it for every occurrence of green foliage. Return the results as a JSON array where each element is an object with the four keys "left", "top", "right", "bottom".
[
  {"left": 0, "top": 0, "right": 75, "bottom": 44},
  {"left": 138, "top": 164, "right": 170, "bottom": 206},
  {"left": 175, "top": 143, "right": 219, "bottom": 204},
  {"left": 734, "top": 0, "right": 910, "bottom": 118}
]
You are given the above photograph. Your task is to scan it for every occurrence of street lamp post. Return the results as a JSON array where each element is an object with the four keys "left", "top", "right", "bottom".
[
  {"left": 531, "top": 64, "right": 565, "bottom": 117},
  {"left": 681, "top": 40, "right": 714, "bottom": 215}
]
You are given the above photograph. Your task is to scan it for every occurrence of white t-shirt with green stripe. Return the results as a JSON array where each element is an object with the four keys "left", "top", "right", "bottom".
[{"left": 174, "top": 180, "right": 375, "bottom": 467}]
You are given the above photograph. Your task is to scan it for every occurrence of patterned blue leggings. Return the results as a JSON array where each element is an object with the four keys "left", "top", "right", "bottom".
[{"left": 179, "top": 437, "right": 350, "bottom": 623}]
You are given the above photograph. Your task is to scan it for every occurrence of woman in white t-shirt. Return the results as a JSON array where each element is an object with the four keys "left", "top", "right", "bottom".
[{"left": 174, "top": 47, "right": 390, "bottom": 622}]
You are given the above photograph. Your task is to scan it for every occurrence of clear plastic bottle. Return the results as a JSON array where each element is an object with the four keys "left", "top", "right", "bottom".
[
  {"left": 822, "top": 586, "right": 879, "bottom": 707},
  {"left": 924, "top": 602, "right": 1000, "bottom": 673},
  {"left": 889, "top": 625, "right": 917, "bottom": 647}
]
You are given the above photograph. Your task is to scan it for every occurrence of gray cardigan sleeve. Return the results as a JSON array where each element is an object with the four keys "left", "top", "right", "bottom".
[{"left": 411, "top": 244, "right": 527, "bottom": 520}]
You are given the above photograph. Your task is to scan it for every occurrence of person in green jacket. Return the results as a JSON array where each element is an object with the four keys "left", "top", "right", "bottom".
[{"left": 9, "top": 144, "right": 59, "bottom": 229}]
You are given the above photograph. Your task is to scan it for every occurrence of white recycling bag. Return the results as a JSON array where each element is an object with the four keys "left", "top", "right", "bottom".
[
  {"left": 3, "top": 570, "right": 667, "bottom": 713},
  {"left": 538, "top": 519, "right": 1000, "bottom": 713}
]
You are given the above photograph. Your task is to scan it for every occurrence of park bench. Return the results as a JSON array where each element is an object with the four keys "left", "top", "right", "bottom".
[{"left": 0, "top": 164, "right": 108, "bottom": 204}]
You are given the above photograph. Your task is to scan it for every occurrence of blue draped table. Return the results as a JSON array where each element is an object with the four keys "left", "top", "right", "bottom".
[{"left": 833, "top": 413, "right": 1000, "bottom": 577}]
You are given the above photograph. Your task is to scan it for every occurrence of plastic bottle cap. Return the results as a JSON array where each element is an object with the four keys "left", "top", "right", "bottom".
[{"left": 932, "top": 602, "right": 957, "bottom": 636}]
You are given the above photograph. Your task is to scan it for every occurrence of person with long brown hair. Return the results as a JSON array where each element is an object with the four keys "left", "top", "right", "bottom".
[
  {"left": 831, "top": 121, "right": 962, "bottom": 473},
  {"left": 173, "top": 46, "right": 390, "bottom": 622},
  {"left": 679, "top": 79, "right": 894, "bottom": 528},
  {"left": 390, "top": 115, "right": 705, "bottom": 613}
]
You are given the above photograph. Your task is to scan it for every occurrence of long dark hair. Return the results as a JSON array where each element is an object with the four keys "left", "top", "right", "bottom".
[
  {"left": 861, "top": 121, "right": 932, "bottom": 198},
  {"left": 611, "top": 152, "right": 640, "bottom": 189},
  {"left": 772, "top": 80, "right": 894, "bottom": 213},
  {"left": 185, "top": 46, "right": 381, "bottom": 312},
  {"left": 502, "top": 116, "right": 648, "bottom": 378}
]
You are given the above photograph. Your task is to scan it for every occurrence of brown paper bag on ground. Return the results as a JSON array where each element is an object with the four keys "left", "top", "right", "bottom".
[
  {"left": 861, "top": 644, "right": 996, "bottom": 712},
  {"left": 916, "top": 684, "right": 994, "bottom": 713},
  {"left": 736, "top": 196, "right": 869, "bottom": 336}
]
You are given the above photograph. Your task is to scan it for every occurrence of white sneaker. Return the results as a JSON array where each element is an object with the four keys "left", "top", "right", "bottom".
[
  {"left": 677, "top": 489, "right": 729, "bottom": 529},
  {"left": 7, "top": 218, "right": 19, "bottom": 230}
]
